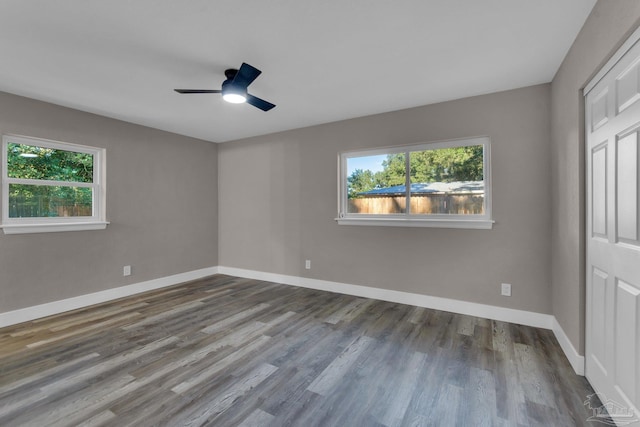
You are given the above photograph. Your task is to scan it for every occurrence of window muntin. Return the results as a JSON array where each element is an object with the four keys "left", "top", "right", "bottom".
[
  {"left": 2, "top": 135, "right": 106, "bottom": 233},
  {"left": 339, "top": 137, "right": 492, "bottom": 228}
]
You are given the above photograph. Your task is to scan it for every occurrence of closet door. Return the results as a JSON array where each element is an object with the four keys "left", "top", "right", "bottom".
[{"left": 585, "top": 33, "right": 640, "bottom": 422}]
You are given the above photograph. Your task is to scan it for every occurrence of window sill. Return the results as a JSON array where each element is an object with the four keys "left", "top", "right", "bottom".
[
  {"left": 1, "top": 221, "right": 109, "bottom": 234},
  {"left": 335, "top": 217, "right": 494, "bottom": 229}
]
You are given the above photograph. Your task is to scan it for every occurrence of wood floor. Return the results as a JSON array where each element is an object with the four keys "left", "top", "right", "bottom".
[{"left": 0, "top": 275, "right": 602, "bottom": 426}]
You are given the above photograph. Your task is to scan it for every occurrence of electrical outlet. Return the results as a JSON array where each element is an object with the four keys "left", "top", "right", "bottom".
[
  {"left": 501, "top": 283, "right": 512, "bottom": 296},
  {"left": 123, "top": 265, "right": 131, "bottom": 277},
  {"left": 305, "top": 260, "right": 311, "bottom": 270}
]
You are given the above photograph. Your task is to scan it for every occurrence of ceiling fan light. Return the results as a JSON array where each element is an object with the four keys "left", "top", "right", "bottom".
[
  {"left": 222, "top": 93, "right": 247, "bottom": 104},
  {"left": 221, "top": 81, "right": 247, "bottom": 104}
]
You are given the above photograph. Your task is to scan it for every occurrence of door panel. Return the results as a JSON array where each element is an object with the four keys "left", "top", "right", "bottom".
[
  {"left": 616, "top": 58, "right": 640, "bottom": 113},
  {"left": 591, "top": 88, "right": 609, "bottom": 131},
  {"left": 614, "top": 279, "right": 639, "bottom": 404},
  {"left": 590, "top": 267, "right": 608, "bottom": 372},
  {"left": 616, "top": 132, "right": 638, "bottom": 242},
  {"left": 592, "top": 144, "right": 608, "bottom": 237}
]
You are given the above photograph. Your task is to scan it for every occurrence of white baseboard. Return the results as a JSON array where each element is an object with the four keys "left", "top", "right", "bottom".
[
  {"left": 0, "top": 266, "right": 219, "bottom": 328},
  {"left": 218, "top": 266, "right": 554, "bottom": 328},
  {"left": 552, "top": 317, "right": 585, "bottom": 375},
  {"left": 0, "top": 264, "right": 585, "bottom": 377}
]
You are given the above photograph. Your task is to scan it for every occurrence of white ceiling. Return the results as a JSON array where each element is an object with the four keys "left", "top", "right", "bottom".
[{"left": 0, "top": 1, "right": 596, "bottom": 143}]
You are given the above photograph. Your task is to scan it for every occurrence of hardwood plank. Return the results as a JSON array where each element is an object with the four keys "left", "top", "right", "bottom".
[
  {"left": 324, "top": 297, "right": 373, "bottom": 325},
  {"left": 171, "top": 335, "right": 272, "bottom": 395},
  {"left": 40, "top": 336, "right": 179, "bottom": 394},
  {"left": 76, "top": 409, "right": 117, "bottom": 427},
  {"left": 200, "top": 302, "right": 271, "bottom": 334},
  {"left": 237, "top": 408, "right": 275, "bottom": 427},
  {"left": 307, "top": 334, "right": 374, "bottom": 396},
  {"left": 26, "top": 312, "right": 141, "bottom": 348},
  {"left": 171, "top": 363, "right": 278, "bottom": 426},
  {"left": 514, "top": 343, "right": 557, "bottom": 407},
  {"left": 459, "top": 367, "right": 498, "bottom": 426},
  {"left": 0, "top": 352, "right": 100, "bottom": 394},
  {"left": 375, "top": 350, "right": 427, "bottom": 427},
  {"left": 120, "top": 300, "right": 205, "bottom": 331},
  {"left": 423, "top": 383, "right": 464, "bottom": 427}
]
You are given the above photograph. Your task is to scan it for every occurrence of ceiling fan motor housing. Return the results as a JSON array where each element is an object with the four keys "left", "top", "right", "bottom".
[
  {"left": 222, "top": 69, "right": 247, "bottom": 100},
  {"left": 224, "top": 68, "right": 238, "bottom": 79}
]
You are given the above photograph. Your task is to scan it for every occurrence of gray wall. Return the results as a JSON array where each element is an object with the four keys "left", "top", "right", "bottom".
[
  {"left": 0, "top": 91, "right": 218, "bottom": 312},
  {"left": 550, "top": 1, "right": 640, "bottom": 354},
  {"left": 219, "top": 84, "right": 552, "bottom": 314}
]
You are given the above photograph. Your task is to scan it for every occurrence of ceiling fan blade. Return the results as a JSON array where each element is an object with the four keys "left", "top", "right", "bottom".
[
  {"left": 233, "top": 63, "right": 262, "bottom": 88},
  {"left": 174, "top": 89, "right": 222, "bottom": 94},
  {"left": 246, "top": 94, "right": 275, "bottom": 111}
]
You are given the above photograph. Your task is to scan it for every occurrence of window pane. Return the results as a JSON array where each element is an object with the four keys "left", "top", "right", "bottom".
[
  {"left": 409, "top": 145, "right": 484, "bottom": 215},
  {"left": 9, "top": 184, "right": 93, "bottom": 218},
  {"left": 7, "top": 142, "right": 94, "bottom": 183},
  {"left": 347, "top": 153, "right": 406, "bottom": 214}
]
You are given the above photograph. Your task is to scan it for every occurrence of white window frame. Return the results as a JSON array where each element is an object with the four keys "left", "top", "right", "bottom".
[
  {"left": 1, "top": 134, "right": 108, "bottom": 234},
  {"left": 336, "top": 136, "right": 493, "bottom": 229}
]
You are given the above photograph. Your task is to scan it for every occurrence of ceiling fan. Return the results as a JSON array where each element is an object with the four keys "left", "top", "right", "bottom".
[{"left": 175, "top": 62, "right": 275, "bottom": 111}]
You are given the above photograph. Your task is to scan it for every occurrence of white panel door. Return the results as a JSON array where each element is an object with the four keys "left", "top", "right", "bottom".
[{"left": 586, "top": 36, "right": 640, "bottom": 423}]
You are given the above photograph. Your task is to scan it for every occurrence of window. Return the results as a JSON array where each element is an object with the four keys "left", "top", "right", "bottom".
[
  {"left": 337, "top": 136, "right": 493, "bottom": 229},
  {"left": 1, "top": 135, "right": 107, "bottom": 234}
]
